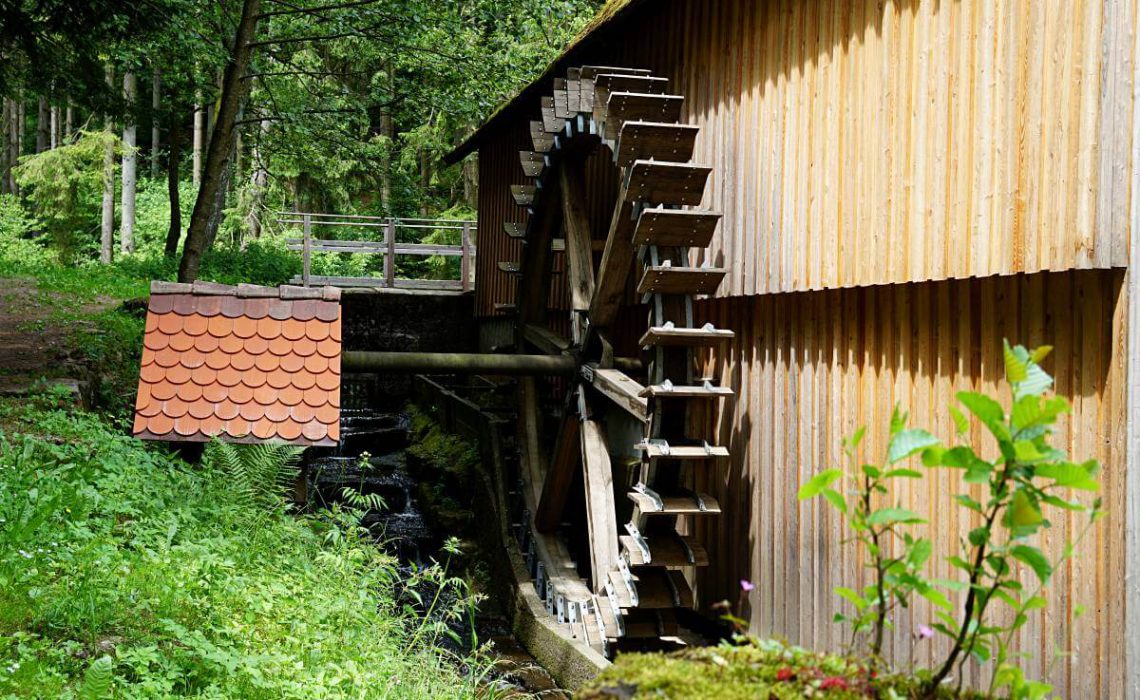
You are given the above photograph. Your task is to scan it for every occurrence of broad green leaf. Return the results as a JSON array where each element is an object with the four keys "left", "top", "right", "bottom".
[
  {"left": 798, "top": 468, "right": 842, "bottom": 500},
  {"left": 1040, "top": 494, "right": 1087, "bottom": 511},
  {"left": 964, "top": 459, "right": 993, "bottom": 484},
  {"left": 953, "top": 494, "right": 983, "bottom": 513},
  {"left": 835, "top": 586, "right": 867, "bottom": 610},
  {"left": 947, "top": 556, "right": 973, "bottom": 573},
  {"left": 918, "top": 585, "right": 953, "bottom": 611},
  {"left": 907, "top": 538, "right": 933, "bottom": 567},
  {"left": 1036, "top": 461, "right": 1100, "bottom": 492},
  {"left": 821, "top": 488, "right": 847, "bottom": 514},
  {"left": 861, "top": 464, "right": 881, "bottom": 479},
  {"left": 887, "top": 429, "right": 940, "bottom": 464},
  {"left": 1014, "top": 439, "right": 1045, "bottom": 463},
  {"left": 1003, "top": 340, "right": 1029, "bottom": 383},
  {"left": 1011, "top": 544, "right": 1053, "bottom": 584},
  {"left": 889, "top": 405, "right": 907, "bottom": 436},
  {"left": 866, "top": 508, "right": 925, "bottom": 526},
  {"left": 1023, "top": 595, "right": 1047, "bottom": 611},
  {"left": 1006, "top": 490, "right": 1044, "bottom": 531},
  {"left": 883, "top": 468, "right": 922, "bottom": 479},
  {"left": 1029, "top": 345, "right": 1053, "bottom": 364},
  {"left": 968, "top": 526, "right": 989, "bottom": 547},
  {"left": 949, "top": 405, "right": 969, "bottom": 435},
  {"left": 957, "top": 391, "right": 1010, "bottom": 442}
]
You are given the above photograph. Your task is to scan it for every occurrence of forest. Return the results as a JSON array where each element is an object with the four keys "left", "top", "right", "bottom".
[{"left": 0, "top": 0, "right": 601, "bottom": 281}]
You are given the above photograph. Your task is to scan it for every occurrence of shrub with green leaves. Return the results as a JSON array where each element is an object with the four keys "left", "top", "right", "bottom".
[
  {"left": 0, "top": 397, "right": 484, "bottom": 699},
  {"left": 801, "top": 342, "right": 1104, "bottom": 699}
]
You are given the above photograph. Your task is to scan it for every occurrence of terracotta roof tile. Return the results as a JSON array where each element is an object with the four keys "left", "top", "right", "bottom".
[{"left": 133, "top": 283, "right": 342, "bottom": 447}]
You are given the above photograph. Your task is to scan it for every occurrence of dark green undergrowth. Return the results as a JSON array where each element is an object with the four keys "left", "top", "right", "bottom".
[
  {"left": 0, "top": 392, "right": 484, "bottom": 699},
  {"left": 579, "top": 638, "right": 980, "bottom": 700}
]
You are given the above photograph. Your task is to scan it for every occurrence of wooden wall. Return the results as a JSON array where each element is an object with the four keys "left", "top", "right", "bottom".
[
  {"left": 473, "top": 0, "right": 1137, "bottom": 315},
  {"left": 688, "top": 268, "right": 1127, "bottom": 698}
]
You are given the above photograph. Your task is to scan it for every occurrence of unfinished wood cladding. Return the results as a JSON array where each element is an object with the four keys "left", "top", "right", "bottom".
[
  {"left": 472, "top": 0, "right": 1137, "bottom": 315},
  {"left": 687, "top": 268, "right": 1126, "bottom": 698}
]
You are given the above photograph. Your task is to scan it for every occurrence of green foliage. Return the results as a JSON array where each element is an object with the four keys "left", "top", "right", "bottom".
[
  {"left": 799, "top": 412, "right": 938, "bottom": 661},
  {"left": 0, "top": 396, "right": 483, "bottom": 699},
  {"left": 805, "top": 342, "right": 1104, "bottom": 698},
  {"left": 12, "top": 131, "right": 119, "bottom": 262},
  {"left": 78, "top": 656, "right": 113, "bottom": 700},
  {"left": 578, "top": 637, "right": 977, "bottom": 700},
  {"left": 202, "top": 440, "right": 302, "bottom": 512}
]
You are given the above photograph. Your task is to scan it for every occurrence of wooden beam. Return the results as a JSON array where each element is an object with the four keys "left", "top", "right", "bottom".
[
  {"left": 588, "top": 178, "right": 637, "bottom": 329},
  {"left": 535, "top": 407, "right": 580, "bottom": 533},
  {"left": 579, "top": 392, "right": 619, "bottom": 592},
  {"left": 524, "top": 324, "right": 572, "bottom": 356},
  {"left": 560, "top": 159, "right": 596, "bottom": 312},
  {"left": 517, "top": 169, "right": 563, "bottom": 332},
  {"left": 343, "top": 351, "right": 576, "bottom": 375},
  {"left": 582, "top": 363, "right": 648, "bottom": 423}
]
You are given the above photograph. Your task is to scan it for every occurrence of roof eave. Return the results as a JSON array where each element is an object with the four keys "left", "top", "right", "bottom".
[{"left": 443, "top": 0, "right": 651, "bottom": 165}]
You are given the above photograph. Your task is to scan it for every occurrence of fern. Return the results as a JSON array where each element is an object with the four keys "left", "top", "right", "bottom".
[
  {"left": 204, "top": 439, "right": 303, "bottom": 510},
  {"left": 78, "top": 655, "right": 113, "bottom": 700}
]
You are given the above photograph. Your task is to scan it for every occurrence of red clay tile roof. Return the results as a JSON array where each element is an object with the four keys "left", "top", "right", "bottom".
[{"left": 134, "top": 282, "right": 343, "bottom": 447}]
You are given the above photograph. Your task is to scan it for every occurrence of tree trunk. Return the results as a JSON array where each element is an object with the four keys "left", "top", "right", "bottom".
[
  {"left": 64, "top": 103, "right": 73, "bottom": 141},
  {"left": 164, "top": 108, "right": 183, "bottom": 256},
  {"left": 100, "top": 66, "right": 115, "bottom": 264},
  {"left": 462, "top": 157, "right": 477, "bottom": 209},
  {"left": 378, "top": 62, "right": 393, "bottom": 214},
  {"left": 150, "top": 68, "right": 161, "bottom": 179},
  {"left": 49, "top": 105, "right": 59, "bottom": 149},
  {"left": 1, "top": 99, "right": 10, "bottom": 194},
  {"left": 120, "top": 71, "right": 137, "bottom": 254},
  {"left": 192, "top": 94, "right": 204, "bottom": 187},
  {"left": 246, "top": 119, "right": 269, "bottom": 239},
  {"left": 178, "top": 0, "right": 262, "bottom": 283},
  {"left": 419, "top": 147, "right": 430, "bottom": 216},
  {"left": 35, "top": 97, "right": 48, "bottom": 152}
]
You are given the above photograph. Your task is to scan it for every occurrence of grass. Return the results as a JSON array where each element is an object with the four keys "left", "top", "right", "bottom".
[{"left": 0, "top": 391, "right": 485, "bottom": 699}]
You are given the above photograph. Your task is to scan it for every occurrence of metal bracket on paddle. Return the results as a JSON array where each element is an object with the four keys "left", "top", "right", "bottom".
[
  {"left": 625, "top": 522, "right": 652, "bottom": 564},
  {"left": 633, "top": 481, "right": 664, "bottom": 512},
  {"left": 617, "top": 558, "right": 639, "bottom": 607}
]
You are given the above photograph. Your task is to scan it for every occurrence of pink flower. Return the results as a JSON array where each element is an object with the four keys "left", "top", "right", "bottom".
[
  {"left": 775, "top": 667, "right": 795, "bottom": 682},
  {"left": 740, "top": 579, "right": 755, "bottom": 592},
  {"left": 820, "top": 676, "right": 849, "bottom": 690},
  {"left": 917, "top": 624, "right": 935, "bottom": 640}
]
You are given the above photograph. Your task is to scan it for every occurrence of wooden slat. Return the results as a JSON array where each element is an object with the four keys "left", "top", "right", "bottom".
[
  {"left": 627, "top": 491, "right": 722, "bottom": 515},
  {"left": 535, "top": 411, "right": 580, "bottom": 533},
  {"left": 579, "top": 65, "right": 653, "bottom": 79},
  {"left": 639, "top": 324, "right": 735, "bottom": 348},
  {"left": 629, "top": 570, "right": 693, "bottom": 609},
  {"left": 588, "top": 178, "right": 636, "bottom": 328},
  {"left": 519, "top": 150, "right": 545, "bottom": 177},
  {"left": 582, "top": 364, "right": 648, "bottom": 423},
  {"left": 553, "top": 79, "right": 570, "bottom": 119},
  {"left": 637, "top": 266, "right": 727, "bottom": 295},
  {"left": 580, "top": 394, "right": 619, "bottom": 592},
  {"left": 498, "top": 261, "right": 521, "bottom": 275},
  {"left": 625, "top": 160, "right": 712, "bottom": 206},
  {"left": 615, "top": 121, "right": 699, "bottom": 167},
  {"left": 560, "top": 159, "right": 597, "bottom": 313},
  {"left": 541, "top": 96, "right": 562, "bottom": 133},
  {"left": 638, "top": 382, "right": 734, "bottom": 399},
  {"left": 530, "top": 120, "right": 554, "bottom": 152},
  {"left": 601, "top": 92, "right": 684, "bottom": 139},
  {"left": 631, "top": 208, "right": 722, "bottom": 247},
  {"left": 622, "top": 534, "right": 708, "bottom": 567},
  {"left": 637, "top": 441, "right": 730, "bottom": 459},
  {"left": 594, "top": 73, "right": 669, "bottom": 95},
  {"left": 511, "top": 185, "right": 537, "bottom": 207},
  {"left": 503, "top": 222, "right": 526, "bottom": 239},
  {"left": 523, "top": 324, "right": 571, "bottom": 355}
]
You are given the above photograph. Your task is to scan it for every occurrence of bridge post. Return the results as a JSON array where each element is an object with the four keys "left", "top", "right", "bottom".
[
  {"left": 301, "top": 212, "right": 311, "bottom": 287},
  {"left": 461, "top": 221, "right": 472, "bottom": 292},
  {"left": 385, "top": 218, "right": 396, "bottom": 288}
]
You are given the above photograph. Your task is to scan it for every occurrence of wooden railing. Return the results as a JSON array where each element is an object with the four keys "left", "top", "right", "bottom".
[{"left": 277, "top": 212, "right": 476, "bottom": 291}]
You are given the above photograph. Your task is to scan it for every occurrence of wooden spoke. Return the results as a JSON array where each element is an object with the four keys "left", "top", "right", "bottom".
[
  {"left": 588, "top": 178, "right": 637, "bottom": 329},
  {"left": 523, "top": 323, "right": 571, "bottom": 356},
  {"left": 560, "top": 158, "right": 596, "bottom": 313},
  {"left": 535, "top": 407, "right": 581, "bottom": 533},
  {"left": 581, "top": 363, "right": 648, "bottom": 423},
  {"left": 579, "top": 392, "right": 619, "bottom": 592}
]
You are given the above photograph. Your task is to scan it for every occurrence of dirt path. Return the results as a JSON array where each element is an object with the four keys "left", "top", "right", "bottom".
[{"left": 0, "top": 277, "right": 117, "bottom": 396}]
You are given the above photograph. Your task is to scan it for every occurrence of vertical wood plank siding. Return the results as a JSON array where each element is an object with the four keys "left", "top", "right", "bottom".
[
  {"left": 688, "top": 268, "right": 1126, "bottom": 698},
  {"left": 467, "top": 1, "right": 1134, "bottom": 696},
  {"left": 472, "top": 0, "right": 1137, "bottom": 316}
]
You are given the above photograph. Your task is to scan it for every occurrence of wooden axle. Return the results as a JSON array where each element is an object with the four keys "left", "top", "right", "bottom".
[{"left": 343, "top": 351, "right": 641, "bottom": 376}]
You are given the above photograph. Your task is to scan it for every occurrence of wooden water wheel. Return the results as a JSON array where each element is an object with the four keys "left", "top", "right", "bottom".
[{"left": 502, "top": 65, "right": 735, "bottom": 654}]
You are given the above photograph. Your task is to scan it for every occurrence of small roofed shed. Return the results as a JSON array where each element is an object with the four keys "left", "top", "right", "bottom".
[
  {"left": 134, "top": 282, "right": 342, "bottom": 446},
  {"left": 447, "top": 0, "right": 1140, "bottom": 696}
]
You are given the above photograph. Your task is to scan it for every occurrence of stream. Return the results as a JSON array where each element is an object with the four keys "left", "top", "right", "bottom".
[{"left": 300, "top": 375, "right": 568, "bottom": 698}]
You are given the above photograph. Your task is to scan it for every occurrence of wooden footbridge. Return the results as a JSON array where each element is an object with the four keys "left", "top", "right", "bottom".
[{"left": 279, "top": 212, "right": 476, "bottom": 292}]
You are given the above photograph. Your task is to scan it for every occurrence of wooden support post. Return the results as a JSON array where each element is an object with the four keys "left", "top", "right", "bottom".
[
  {"left": 385, "top": 218, "right": 396, "bottom": 288},
  {"left": 461, "top": 221, "right": 472, "bottom": 292},
  {"left": 301, "top": 212, "right": 312, "bottom": 287},
  {"left": 293, "top": 463, "right": 309, "bottom": 506}
]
